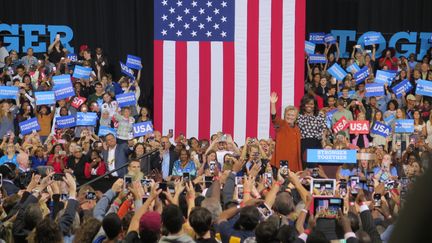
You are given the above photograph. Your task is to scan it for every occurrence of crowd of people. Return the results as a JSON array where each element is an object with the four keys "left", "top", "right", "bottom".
[{"left": 0, "top": 33, "right": 431, "bottom": 243}]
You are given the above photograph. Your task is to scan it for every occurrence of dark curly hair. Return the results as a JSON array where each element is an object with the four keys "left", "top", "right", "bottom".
[{"left": 299, "top": 94, "right": 319, "bottom": 115}]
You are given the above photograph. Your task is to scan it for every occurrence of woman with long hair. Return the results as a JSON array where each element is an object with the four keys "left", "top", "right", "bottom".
[
  {"left": 269, "top": 92, "right": 302, "bottom": 171},
  {"left": 370, "top": 111, "right": 387, "bottom": 149}
]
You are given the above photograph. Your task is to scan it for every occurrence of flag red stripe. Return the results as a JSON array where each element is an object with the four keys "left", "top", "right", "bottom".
[
  {"left": 246, "top": 0, "right": 260, "bottom": 139},
  {"left": 154, "top": 40, "right": 164, "bottom": 132},
  {"left": 175, "top": 42, "right": 187, "bottom": 137},
  {"left": 199, "top": 42, "right": 212, "bottom": 139},
  {"left": 222, "top": 42, "right": 235, "bottom": 137},
  {"left": 295, "top": 0, "right": 306, "bottom": 106},
  {"left": 269, "top": 0, "right": 283, "bottom": 138}
]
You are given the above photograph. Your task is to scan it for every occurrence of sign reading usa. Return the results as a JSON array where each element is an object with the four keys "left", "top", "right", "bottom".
[
  {"left": 307, "top": 149, "right": 357, "bottom": 164},
  {"left": 133, "top": 121, "right": 154, "bottom": 137},
  {"left": 349, "top": 121, "right": 369, "bottom": 134},
  {"left": 371, "top": 121, "right": 391, "bottom": 137},
  {"left": 333, "top": 116, "right": 349, "bottom": 134}
]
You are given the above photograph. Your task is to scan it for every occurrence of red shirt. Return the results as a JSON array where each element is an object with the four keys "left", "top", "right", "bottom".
[{"left": 379, "top": 57, "right": 398, "bottom": 70}]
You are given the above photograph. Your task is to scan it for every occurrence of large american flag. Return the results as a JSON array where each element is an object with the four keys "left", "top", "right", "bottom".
[{"left": 154, "top": 0, "right": 305, "bottom": 142}]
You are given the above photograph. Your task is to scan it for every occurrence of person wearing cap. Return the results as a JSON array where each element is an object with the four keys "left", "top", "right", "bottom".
[{"left": 404, "top": 94, "right": 417, "bottom": 119}]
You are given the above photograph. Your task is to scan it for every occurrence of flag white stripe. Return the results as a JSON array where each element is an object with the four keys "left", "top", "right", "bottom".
[
  {"left": 162, "top": 41, "right": 176, "bottom": 135},
  {"left": 210, "top": 42, "right": 224, "bottom": 135},
  {"left": 257, "top": 0, "right": 272, "bottom": 140},
  {"left": 282, "top": 0, "right": 296, "bottom": 112},
  {"left": 186, "top": 42, "right": 200, "bottom": 138},
  {"left": 233, "top": 0, "right": 248, "bottom": 143}
]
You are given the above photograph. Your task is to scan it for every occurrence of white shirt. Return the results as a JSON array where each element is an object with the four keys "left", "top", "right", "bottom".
[
  {"left": 0, "top": 47, "right": 8, "bottom": 68},
  {"left": 216, "top": 150, "right": 233, "bottom": 169},
  {"left": 107, "top": 145, "right": 118, "bottom": 177}
]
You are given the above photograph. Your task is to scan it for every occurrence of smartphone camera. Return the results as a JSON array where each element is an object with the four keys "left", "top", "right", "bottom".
[
  {"left": 280, "top": 160, "right": 289, "bottom": 176},
  {"left": 265, "top": 172, "right": 273, "bottom": 186},
  {"left": 339, "top": 179, "right": 347, "bottom": 197},
  {"left": 124, "top": 176, "right": 132, "bottom": 188},
  {"left": 53, "top": 173, "right": 65, "bottom": 181},
  {"left": 60, "top": 193, "right": 69, "bottom": 201},
  {"left": 183, "top": 172, "right": 190, "bottom": 183},
  {"left": 209, "top": 161, "right": 216, "bottom": 174},
  {"left": 85, "top": 191, "right": 97, "bottom": 200},
  {"left": 140, "top": 179, "right": 151, "bottom": 187},
  {"left": 373, "top": 194, "right": 382, "bottom": 207},
  {"left": 312, "top": 168, "right": 319, "bottom": 178},
  {"left": 237, "top": 185, "right": 244, "bottom": 200}
]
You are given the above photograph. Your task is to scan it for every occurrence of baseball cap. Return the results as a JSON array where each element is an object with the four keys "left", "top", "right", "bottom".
[
  {"left": 139, "top": 211, "right": 161, "bottom": 232},
  {"left": 406, "top": 94, "right": 416, "bottom": 101}
]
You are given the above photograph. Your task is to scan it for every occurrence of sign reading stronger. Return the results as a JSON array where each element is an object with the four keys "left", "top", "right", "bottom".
[{"left": 307, "top": 149, "right": 357, "bottom": 164}]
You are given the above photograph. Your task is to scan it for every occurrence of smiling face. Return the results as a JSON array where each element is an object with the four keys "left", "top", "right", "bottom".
[
  {"left": 284, "top": 109, "right": 297, "bottom": 125},
  {"left": 179, "top": 149, "right": 189, "bottom": 162},
  {"left": 304, "top": 100, "right": 315, "bottom": 114}
]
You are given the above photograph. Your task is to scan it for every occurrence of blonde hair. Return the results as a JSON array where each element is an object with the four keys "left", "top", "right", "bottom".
[{"left": 283, "top": 106, "right": 299, "bottom": 118}]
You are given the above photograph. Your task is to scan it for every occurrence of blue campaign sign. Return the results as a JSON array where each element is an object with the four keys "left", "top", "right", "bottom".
[
  {"left": 133, "top": 121, "right": 154, "bottom": 137},
  {"left": 307, "top": 149, "right": 357, "bottom": 164},
  {"left": 326, "top": 109, "right": 337, "bottom": 128},
  {"left": 67, "top": 53, "right": 78, "bottom": 62},
  {"left": 120, "top": 61, "right": 135, "bottom": 78},
  {"left": 309, "top": 32, "right": 325, "bottom": 44},
  {"left": 416, "top": 79, "right": 432, "bottom": 97},
  {"left": 126, "top": 55, "right": 142, "bottom": 70},
  {"left": 56, "top": 115, "right": 76, "bottom": 129},
  {"left": 308, "top": 54, "right": 327, "bottom": 64},
  {"left": 328, "top": 63, "right": 347, "bottom": 81},
  {"left": 54, "top": 83, "right": 75, "bottom": 100},
  {"left": 52, "top": 74, "right": 71, "bottom": 86},
  {"left": 35, "top": 91, "right": 56, "bottom": 105},
  {"left": 371, "top": 121, "right": 392, "bottom": 137},
  {"left": 353, "top": 66, "right": 369, "bottom": 84},
  {"left": 72, "top": 65, "right": 92, "bottom": 79},
  {"left": 365, "top": 83, "right": 384, "bottom": 97},
  {"left": 116, "top": 92, "right": 136, "bottom": 108},
  {"left": 362, "top": 31, "right": 385, "bottom": 46},
  {"left": 19, "top": 118, "right": 40, "bottom": 135},
  {"left": 305, "top": 41, "right": 316, "bottom": 55},
  {"left": 346, "top": 63, "right": 360, "bottom": 73},
  {"left": 384, "top": 114, "right": 395, "bottom": 125},
  {"left": 392, "top": 79, "right": 412, "bottom": 98},
  {"left": 324, "top": 33, "right": 336, "bottom": 44},
  {"left": 76, "top": 112, "right": 97, "bottom": 126},
  {"left": 0, "top": 86, "right": 19, "bottom": 99},
  {"left": 395, "top": 119, "right": 414, "bottom": 133},
  {"left": 98, "top": 126, "right": 117, "bottom": 137},
  {"left": 375, "top": 70, "right": 396, "bottom": 85}
]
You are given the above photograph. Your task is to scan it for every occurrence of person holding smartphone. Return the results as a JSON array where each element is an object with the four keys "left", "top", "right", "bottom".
[
  {"left": 374, "top": 154, "right": 398, "bottom": 181},
  {"left": 269, "top": 92, "right": 302, "bottom": 171}
]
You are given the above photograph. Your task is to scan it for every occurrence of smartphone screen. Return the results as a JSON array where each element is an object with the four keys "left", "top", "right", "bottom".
[
  {"left": 314, "top": 198, "right": 343, "bottom": 219},
  {"left": 124, "top": 176, "right": 132, "bottom": 188},
  {"left": 373, "top": 193, "right": 382, "bottom": 207},
  {"left": 85, "top": 191, "right": 97, "bottom": 200},
  {"left": 183, "top": 172, "right": 190, "bottom": 183},
  {"left": 237, "top": 185, "right": 244, "bottom": 200},
  {"left": 258, "top": 203, "right": 273, "bottom": 218},
  {"left": 311, "top": 179, "right": 336, "bottom": 196},
  {"left": 350, "top": 176, "right": 360, "bottom": 195},
  {"left": 339, "top": 179, "right": 347, "bottom": 197},
  {"left": 279, "top": 160, "right": 289, "bottom": 176},
  {"left": 235, "top": 176, "right": 244, "bottom": 185}
]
